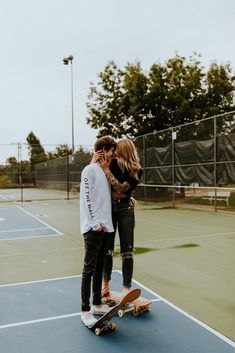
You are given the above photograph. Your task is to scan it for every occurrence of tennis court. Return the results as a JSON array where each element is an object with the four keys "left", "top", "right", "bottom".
[
  {"left": 0, "top": 272, "right": 234, "bottom": 353},
  {"left": 0, "top": 191, "right": 234, "bottom": 352}
]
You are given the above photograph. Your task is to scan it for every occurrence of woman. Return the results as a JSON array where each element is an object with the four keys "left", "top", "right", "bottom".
[{"left": 99, "top": 138, "right": 142, "bottom": 297}]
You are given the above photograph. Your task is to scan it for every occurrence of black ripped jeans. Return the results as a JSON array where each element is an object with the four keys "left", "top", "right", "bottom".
[
  {"left": 81, "top": 230, "right": 110, "bottom": 312},
  {"left": 103, "top": 199, "right": 134, "bottom": 288}
]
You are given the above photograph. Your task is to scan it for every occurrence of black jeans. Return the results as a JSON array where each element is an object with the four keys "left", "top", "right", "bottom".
[
  {"left": 81, "top": 230, "right": 109, "bottom": 311},
  {"left": 103, "top": 199, "right": 135, "bottom": 288}
]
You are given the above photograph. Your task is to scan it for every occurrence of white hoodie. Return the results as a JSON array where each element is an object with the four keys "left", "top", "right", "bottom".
[{"left": 80, "top": 163, "right": 114, "bottom": 234}]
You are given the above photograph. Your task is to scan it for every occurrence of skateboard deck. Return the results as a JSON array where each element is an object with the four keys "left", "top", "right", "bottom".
[
  {"left": 103, "top": 290, "right": 152, "bottom": 316},
  {"left": 90, "top": 288, "right": 141, "bottom": 335}
]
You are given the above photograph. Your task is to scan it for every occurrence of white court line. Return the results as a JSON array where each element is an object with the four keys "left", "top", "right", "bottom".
[
  {"left": 0, "top": 312, "right": 81, "bottom": 329},
  {"left": 0, "top": 271, "right": 234, "bottom": 348},
  {"left": 0, "top": 274, "right": 81, "bottom": 287},
  {"left": 0, "top": 272, "right": 159, "bottom": 330},
  {"left": 0, "top": 227, "right": 48, "bottom": 234},
  {"left": 0, "top": 194, "right": 8, "bottom": 200},
  {"left": 17, "top": 205, "right": 62, "bottom": 235},
  {"left": 135, "top": 231, "right": 235, "bottom": 245},
  {"left": 0, "top": 205, "right": 62, "bottom": 240},
  {"left": 129, "top": 270, "right": 235, "bottom": 348},
  {"left": 0, "top": 276, "right": 82, "bottom": 329},
  {"left": 0, "top": 233, "right": 62, "bottom": 241},
  {"left": 0, "top": 301, "right": 162, "bottom": 330}
]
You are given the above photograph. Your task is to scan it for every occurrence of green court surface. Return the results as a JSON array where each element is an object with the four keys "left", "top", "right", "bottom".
[{"left": 0, "top": 198, "right": 234, "bottom": 341}]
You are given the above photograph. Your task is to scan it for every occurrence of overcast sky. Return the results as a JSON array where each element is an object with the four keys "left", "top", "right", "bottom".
[{"left": 0, "top": 0, "right": 234, "bottom": 162}]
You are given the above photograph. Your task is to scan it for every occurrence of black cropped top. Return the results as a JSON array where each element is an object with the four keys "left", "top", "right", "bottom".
[{"left": 109, "top": 158, "right": 143, "bottom": 197}]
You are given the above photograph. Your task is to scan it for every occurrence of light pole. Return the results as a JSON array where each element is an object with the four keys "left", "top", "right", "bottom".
[{"left": 63, "top": 55, "right": 74, "bottom": 154}]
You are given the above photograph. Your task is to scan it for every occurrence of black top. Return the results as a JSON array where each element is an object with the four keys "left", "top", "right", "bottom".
[{"left": 110, "top": 158, "right": 143, "bottom": 197}]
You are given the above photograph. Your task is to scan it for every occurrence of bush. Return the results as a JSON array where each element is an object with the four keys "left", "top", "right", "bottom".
[
  {"left": 0, "top": 175, "right": 13, "bottom": 188},
  {"left": 229, "top": 192, "right": 235, "bottom": 207}
]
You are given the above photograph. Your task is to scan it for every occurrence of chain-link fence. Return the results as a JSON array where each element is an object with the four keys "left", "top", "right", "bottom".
[
  {"left": 35, "top": 150, "right": 92, "bottom": 196},
  {"left": 134, "top": 111, "right": 235, "bottom": 211},
  {"left": 1, "top": 112, "right": 235, "bottom": 210},
  {"left": 0, "top": 143, "right": 92, "bottom": 202}
]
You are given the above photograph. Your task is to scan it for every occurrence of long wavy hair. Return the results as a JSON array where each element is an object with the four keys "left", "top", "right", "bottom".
[{"left": 116, "top": 138, "right": 141, "bottom": 180}]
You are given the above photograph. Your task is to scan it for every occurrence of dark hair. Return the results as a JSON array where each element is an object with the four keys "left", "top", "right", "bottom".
[{"left": 94, "top": 136, "right": 116, "bottom": 152}]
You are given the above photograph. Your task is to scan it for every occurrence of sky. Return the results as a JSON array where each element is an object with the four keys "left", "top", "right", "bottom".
[{"left": 0, "top": 0, "right": 235, "bottom": 163}]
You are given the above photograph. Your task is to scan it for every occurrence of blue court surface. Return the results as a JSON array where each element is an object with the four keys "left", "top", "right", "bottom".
[
  {"left": 0, "top": 205, "right": 61, "bottom": 240},
  {"left": 0, "top": 271, "right": 234, "bottom": 353}
]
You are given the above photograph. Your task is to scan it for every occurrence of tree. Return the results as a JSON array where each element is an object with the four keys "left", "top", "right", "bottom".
[
  {"left": 5, "top": 156, "right": 18, "bottom": 166},
  {"left": 26, "top": 132, "right": 47, "bottom": 166},
  {"left": 47, "top": 144, "right": 72, "bottom": 159},
  {"left": 26, "top": 132, "right": 47, "bottom": 185},
  {"left": 1, "top": 157, "right": 19, "bottom": 185},
  {"left": 205, "top": 63, "right": 235, "bottom": 116},
  {"left": 74, "top": 146, "right": 93, "bottom": 169},
  {"left": 121, "top": 62, "right": 149, "bottom": 136},
  {"left": 87, "top": 61, "right": 126, "bottom": 138},
  {"left": 162, "top": 54, "right": 206, "bottom": 126},
  {"left": 86, "top": 54, "right": 235, "bottom": 138}
]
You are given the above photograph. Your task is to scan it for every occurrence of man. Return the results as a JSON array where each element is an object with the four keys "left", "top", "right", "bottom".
[{"left": 80, "top": 136, "right": 116, "bottom": 327}]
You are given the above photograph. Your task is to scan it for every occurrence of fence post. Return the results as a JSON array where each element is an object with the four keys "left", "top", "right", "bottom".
[
  {"left": 143, "top": 135, "right": 147, "bottom": 201},
  {"left": 18, "top": 142, "right": 23, "bottom": 203},
  {"left": 66, "top": 153, "right": 70, "bottom": 200},
  {"left": 214, "top": 117, "right": 217, "bottom": 212},
  {"left": 172, "top": 128, "right": 176, "bottom": 208}
]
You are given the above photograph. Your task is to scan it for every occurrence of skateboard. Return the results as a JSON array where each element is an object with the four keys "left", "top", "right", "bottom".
[
  {"left": 103, "top": 290, "right": 152, "bottom": 317},
  {"left": 90, "top": 288, "right": 141, "bottom": 335}
]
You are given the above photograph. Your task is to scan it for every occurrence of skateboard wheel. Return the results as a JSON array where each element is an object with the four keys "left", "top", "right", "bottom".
[
  {"left": 110, "top": 323, "right": 116, "bottom": 331},
  {"left": 95, "top": 328, "right": 101, "bottom": 336},
  {"left": 133, "top": 308, "right": 141, "bottom": 316},
  {"left": 118, "top": 309, "right": 125, "bottom": 317}
]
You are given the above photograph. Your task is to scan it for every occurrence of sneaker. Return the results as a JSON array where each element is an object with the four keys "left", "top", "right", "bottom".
[
  {"left": 91, "top": 304, "right": 111, "bottom": 315},
  {"left": 81, "top": 311, "right": 97, "bottom": 327}
]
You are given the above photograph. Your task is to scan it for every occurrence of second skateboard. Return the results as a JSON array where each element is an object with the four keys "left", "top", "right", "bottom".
[{"left": 102, "top": 290, "right": 152, "bottom": 316}]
